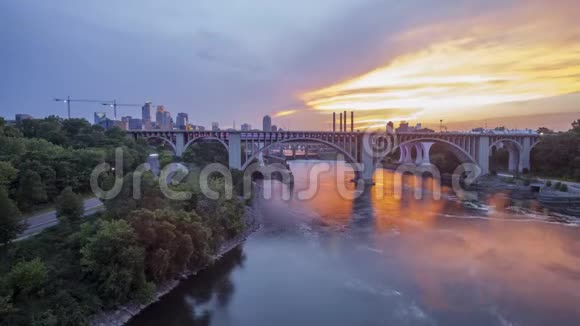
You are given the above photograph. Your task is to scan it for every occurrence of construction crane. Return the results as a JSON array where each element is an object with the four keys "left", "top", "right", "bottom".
[
  {"left": 54, "top": 97, "right": 143, "bottom": 119},
  {"left": 54, "top": 97, "right": 113, "bottom": 119},
  {"left": 101, "top": 100, "right": 142, "bottom": 119}
]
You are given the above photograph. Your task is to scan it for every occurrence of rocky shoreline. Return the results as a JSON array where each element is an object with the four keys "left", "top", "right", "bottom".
[{"left": 91, "top": 206, "right": 261, "bottom": 326}]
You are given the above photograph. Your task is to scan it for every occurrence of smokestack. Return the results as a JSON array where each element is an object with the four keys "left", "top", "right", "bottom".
[
  {"left": 333, "top": 112, "right": 336, "bottom": 132},
  {"left": 351, "top": 111, "right": 354, "bottom": 132},
  {"left": 343, "top": 111, "right": 347, "bottom": 132},
  {"left": 339, "top": 113, "right": 343, "bottom": 132}
]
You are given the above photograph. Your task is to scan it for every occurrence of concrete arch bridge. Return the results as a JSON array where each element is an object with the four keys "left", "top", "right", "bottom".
[{"left": 128, "top": 130, "right": 540, "bottom": 182}]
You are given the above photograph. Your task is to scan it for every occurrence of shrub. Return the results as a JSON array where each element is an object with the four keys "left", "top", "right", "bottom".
[
  {"left": 31, "top": 310, "right": 58, "bottom": 326},
  {"left": 560, "top": 184, "right": 569, "bottom": 192},
  {"left": 554, "top": 182, "right": 562, "bottom": 189},
  {"left": 56, "top": 187, "right": 84, "bottom": 222},
  {"left": 546, "top": 180, "right": 552, "bottom": 187},
  {"left": 8, "top": 258, "right": 47, "bottom": 296}
]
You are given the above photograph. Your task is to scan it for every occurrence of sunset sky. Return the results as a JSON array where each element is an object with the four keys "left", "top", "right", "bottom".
[{"left": 1, "top": 0, "right": 578, "bottom": 131}]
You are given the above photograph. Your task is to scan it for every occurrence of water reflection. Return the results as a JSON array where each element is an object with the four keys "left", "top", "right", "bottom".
[
  {"left": 130, "top": 161, "right": 580, "bottom": 326},
  {"left": 128, "top": 247, "right": 246, "bottom": 326}
]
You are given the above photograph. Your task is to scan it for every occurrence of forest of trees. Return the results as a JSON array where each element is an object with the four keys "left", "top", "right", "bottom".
[
  {"left": 0, "top": 117, "right": 248, "bottom": 325},
  {"left": 531, "top": 119, "right": 580, "bottom": 181}
]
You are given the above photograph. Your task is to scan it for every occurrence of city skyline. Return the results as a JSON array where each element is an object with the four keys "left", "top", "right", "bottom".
[{"left": 1, "top": 0, "right": 579, "bottom": 131}]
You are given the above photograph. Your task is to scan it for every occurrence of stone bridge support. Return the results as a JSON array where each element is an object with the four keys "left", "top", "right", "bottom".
[
  {"left": 476, "top": 136, "right": 490, "bottom": 175},
  {"left": 398, "top": 142, "right": 434, "bottom": 166},
  {"left": 228, "top": 133, "right": 242, "bottom": 170},
  {"left": 175, "top": 133, "right": 185, "bottom": 157}
]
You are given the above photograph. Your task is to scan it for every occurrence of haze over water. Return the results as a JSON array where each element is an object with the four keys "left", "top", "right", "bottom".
[{"left": 129, "top": 161, "right": 580, "bottom": 326}]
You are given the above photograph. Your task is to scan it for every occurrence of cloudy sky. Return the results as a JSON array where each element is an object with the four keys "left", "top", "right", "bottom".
[{"left": 1, "top": 0, "right": 579, "bottom": 131}]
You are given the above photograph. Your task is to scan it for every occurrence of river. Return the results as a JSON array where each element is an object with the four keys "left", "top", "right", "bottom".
[{"left": 128, "top": 161, "right": 580, "bottom": 326}]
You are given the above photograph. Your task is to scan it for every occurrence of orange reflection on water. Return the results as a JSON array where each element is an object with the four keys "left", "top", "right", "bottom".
[
  {"left": 372, "top": 170, "right": 448, "bottom": 232},
  {"left": 396, "top": 219, "right": 580, "bottom": 317}
]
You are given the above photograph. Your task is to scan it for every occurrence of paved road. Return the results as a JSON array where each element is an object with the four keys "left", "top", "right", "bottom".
[{"left": 18, "top": 197, "right": 104, "bottom": 240}]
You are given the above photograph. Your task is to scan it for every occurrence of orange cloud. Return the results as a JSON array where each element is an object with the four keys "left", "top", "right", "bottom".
[
  {"left": 274, "top": 109, "right": 299, "bottom": 117},
  {"left": 302, "top": 1, "right": 580, "bottom": 129}
]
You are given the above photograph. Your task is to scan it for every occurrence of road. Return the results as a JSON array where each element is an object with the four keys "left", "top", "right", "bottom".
[{"left": 18, "top": 197, "right": 104, "bottom": 240}]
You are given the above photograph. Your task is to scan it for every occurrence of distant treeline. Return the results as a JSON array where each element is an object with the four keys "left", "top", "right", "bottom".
[{"left": 531, "top": 120, "right": 580, "bottom": 181}]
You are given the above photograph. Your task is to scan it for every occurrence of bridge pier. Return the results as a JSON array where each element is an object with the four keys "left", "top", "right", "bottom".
[
  {"left": 175, "top": 133, "right": 185, "bottom": 157},
  {"left": 476, "top": 136, "right": 490, "bottom": 175},
  {"left": 228, "top": 133, "right": 242, "bottom": 170},
  {"left": 361, "top": 132, "right": 375, "bottom": 184},
  {"left": 418, "top": 142, "right": 434, "bottom": 165},
  {"left": 520, "top": 137, "right": 532, "bottom": 172},
  {"left": 414, "top": 144, "right": 423, "bottom": 165}
]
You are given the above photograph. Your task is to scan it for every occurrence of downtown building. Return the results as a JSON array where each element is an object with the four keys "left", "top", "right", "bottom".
[
  {"left": 142, "top": 102, "right": 153, "bottom": 130},
  {"left": 156, "top": 106, "right": 173, "bottom": 130},
  {"left": 262, "top": 115, "right": 271, "bottom": 132},
  {"left": 176, "top": 112, "right": 189, "bottom": 130}
]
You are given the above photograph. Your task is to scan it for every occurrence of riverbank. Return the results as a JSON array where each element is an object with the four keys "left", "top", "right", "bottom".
[{"left": 90, "top": 206, "right": 261, "bottom": 326}]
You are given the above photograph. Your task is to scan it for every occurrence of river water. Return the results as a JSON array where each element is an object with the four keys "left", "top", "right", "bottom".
[{"left": 128, "top": 161, "right": 580, "bottom": 326}]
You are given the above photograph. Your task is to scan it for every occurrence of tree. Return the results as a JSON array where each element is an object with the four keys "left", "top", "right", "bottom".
[
  {"left": 30, "top": 310, "right": 58, "bottom": 326},
  {"left": 571, "top": 119, "right": 580, "bottom": 134},
  {"left": 55, "top": 187, "right": 84, "bottom": 222},
  {"left": 7, "top": 258, "right": 47, "bottom": 296},
  {"left": 15, "top": 170, "right": 47, "bottom": 209},
  {"left": 537, "top": 127, "right": 554, "bottom": 135},
  {"left": 0, "top": 162, "right": 17, "bottom": 187},
  {"left": 128, "top": 209, "right": 211, "bottom": 282},
  {"left": 0, "top": 187, "right": 24, "bottom": 245},
  {"left": 79, "top": 220, "right": 150, "bottom": 307}
]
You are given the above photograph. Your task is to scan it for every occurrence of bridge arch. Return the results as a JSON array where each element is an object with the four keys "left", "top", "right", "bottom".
[
  {"left": 489, "top": 138, "right": 523, "bottom": 153},
  {"left": 241, "top": 137, "right": 358, "bottom": 171},
  {"left": 387, "top": 138, "right": 477, "bottom": 165},
  {"left": 489, "top": 139, "right": 523, "bottom": 172},
  {"left": 143, "top": 136, "right": 177, "bottom": 154},
  {"left": 183, "top": 136, "right": 229, "bottom": 153}
]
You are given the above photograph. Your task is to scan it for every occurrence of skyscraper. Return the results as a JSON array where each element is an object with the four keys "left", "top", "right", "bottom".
[
  {"left": 176, "top": 113, "right": 188, "bottom": 130},
  {"left": 263, "top": 115, "right": 271, "bottom": 132},
  {"left": 156, "top": 105, "right": 165, "bottom": 128},
  {"left": 142, "top": 102, "right": 152, "bottom": 129},
  {"left": 156, "top": 106, "right": 173, "bottom": 129},
  {"left": 162, "top": 111, "right": 173, "bottom": 130},
  {"left": 241, "top": 123, "right": 251, "bottom": 131}
]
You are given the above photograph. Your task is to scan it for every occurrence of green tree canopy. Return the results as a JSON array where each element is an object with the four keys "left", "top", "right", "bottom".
[
  {"left": 0, "top": 187, "right": 24, "bottom": 245},
  {"left": 56, "top": 187, "right": 84, "bottom": 222},
  {"left": 79, "top": 220, "right": 150, "bottom": 307},
  {"left": 7, "top": 258, "right": 47, "bottom": 296}
]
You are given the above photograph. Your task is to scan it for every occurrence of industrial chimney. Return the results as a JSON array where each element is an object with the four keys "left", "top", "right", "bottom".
[{"left": 351, "top": 111, "right": 354, "bottom": 132}]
